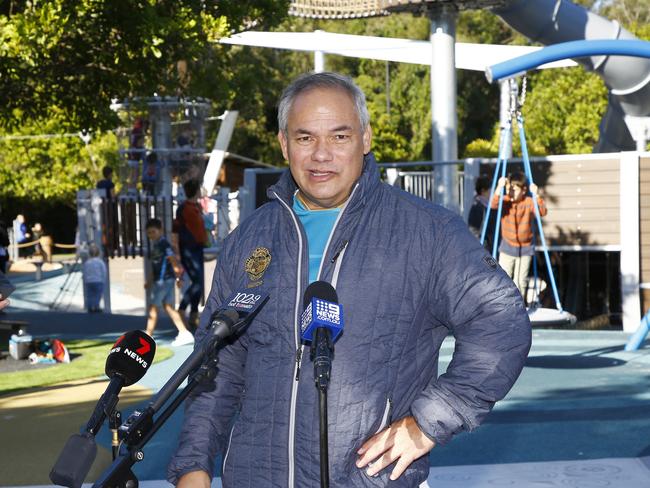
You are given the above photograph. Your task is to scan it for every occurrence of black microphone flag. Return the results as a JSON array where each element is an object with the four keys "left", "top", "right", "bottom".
[
  {"left": 50, "top": 331, "right": 156, "bottom": 488},
  {"left": 105, "top": 330, "right": 156, "bottom": 386}
]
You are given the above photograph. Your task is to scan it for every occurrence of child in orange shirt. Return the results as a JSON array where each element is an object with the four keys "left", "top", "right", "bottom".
[{"left": 491, "top": 172, "right": 547, "bottom": 300}]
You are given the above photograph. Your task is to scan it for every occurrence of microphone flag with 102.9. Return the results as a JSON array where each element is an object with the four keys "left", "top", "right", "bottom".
[
  {"left": 207, "top": 290, "right": 270, "bottom": 345},
  {"left": 145, "top": 289, "right": 269, "bottom": 415},
  {"left": 49, "top": 330, "right": 156, "bottom": 488}
]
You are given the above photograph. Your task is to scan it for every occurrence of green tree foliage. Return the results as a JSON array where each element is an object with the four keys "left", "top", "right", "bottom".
[
  {"left": 223, "top": 13, "right": 433, "bottom": 164},
  {"left": 464, "top": 2, "right": 649, "bottom": 158},
  {"left": 524, "top": 69, "right": 608, "bottom": 155},
  {"left": 0, "top": 1, "right": 287, "bottom": 204},
  {"left": 0, "top": 0, "right": 288, "bottom": 131},
  {"left": 225, "top": 9, "right": 532, "bottom": 164},
  {"left": 0, "top": 116, "right": 120, "bottom": 200},
  {"left": 600, "top": 0, "right": 650, "bottom": 26},
  {"left": 456, "top": 10, "right": 526, "bottom": 156},
  {"left": 465, "top": 68, "right": 609, "bottom": 157}
]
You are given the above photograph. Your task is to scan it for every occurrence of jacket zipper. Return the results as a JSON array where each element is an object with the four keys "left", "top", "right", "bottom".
[
  {"left": 222, "top": 423, "right": 236, "bottom": 474},
  {"left": 294, "top": 239, "right": 348, "bottom": 384},
  {"left": 330, "top": 241, "right": 348, "bottom": 287},
  {"left": 222, "top": 385, "right": 247, "bottom": 475},
  {"left": 330, "top": 240, "right": 348, "bottom": 264},
  {"left": 294, "top": 347, "right": 303, "bottom": 381},
  {"left": 274, "top": 191, "right": 304, "bottom": 488},
  {"left": 374, "top": 398, "right": 393, "bottom": 434},
  {"left": 275, "top": 185, "right": 358, "bottom": 488}
]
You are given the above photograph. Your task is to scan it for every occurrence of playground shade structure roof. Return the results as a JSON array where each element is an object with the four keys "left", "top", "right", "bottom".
[
  {"left": 220, "top": 30, "right": 576, "bottom": 72},
  {"left": 288, "top": 0, "right": 511, "bottom": 18}
]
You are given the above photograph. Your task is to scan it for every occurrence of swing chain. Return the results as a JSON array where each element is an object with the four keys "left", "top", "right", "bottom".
[
  {"left": 508, "top": 79, "right": 518, "bottom": 121},
  {"left": 516, "top": 76, "right": 527, "bottom": 117}
]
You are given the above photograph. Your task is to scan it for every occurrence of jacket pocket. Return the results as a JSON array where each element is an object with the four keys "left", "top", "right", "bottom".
[{"left": 374, "top": 397, "right": 393, "bottom": 434}]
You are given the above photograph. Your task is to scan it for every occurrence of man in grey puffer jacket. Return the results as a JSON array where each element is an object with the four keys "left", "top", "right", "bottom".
[{"left": 168, "top": 72, "right": 531, "bottom": 487}]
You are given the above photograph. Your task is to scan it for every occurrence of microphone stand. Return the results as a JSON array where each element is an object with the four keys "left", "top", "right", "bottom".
[
  {"left": 109, "top": 410, "right": 121, "bottom": 459},
  {"left": 92, "top": 333, "right": 225, "bottom": 488},
  {"left": 312, "top": 327, "right": 333, "bottom": 488},
  {"left": 93, "top": 299, "right": 268, "bottom": 488},
  {"left": 50, "top": 376, "right": 130, "bottom": 488}
]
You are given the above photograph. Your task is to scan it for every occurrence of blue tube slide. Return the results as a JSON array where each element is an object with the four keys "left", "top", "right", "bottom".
[
  {"left": 486, "top": 39, "right": 650, "bottom": 83},
  {"left": 625, "top": 312, "right": 650, "bottom": 351}
]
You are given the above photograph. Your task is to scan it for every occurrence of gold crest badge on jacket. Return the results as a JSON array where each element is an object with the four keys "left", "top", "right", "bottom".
[{"left": 245, "top": 247, "right": 271, "bottom": 288}]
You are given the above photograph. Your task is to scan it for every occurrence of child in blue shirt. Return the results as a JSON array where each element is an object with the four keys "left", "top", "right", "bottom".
[{"left": 145, "top": 218, "right": 194, "bottom": 346}]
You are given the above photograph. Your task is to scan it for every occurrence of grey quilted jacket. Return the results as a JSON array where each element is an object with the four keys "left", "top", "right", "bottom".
[{"left": 167, "top": 153, "right": 531, "bottom": 487}]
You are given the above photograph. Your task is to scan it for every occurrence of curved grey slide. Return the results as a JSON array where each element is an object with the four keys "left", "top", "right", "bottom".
[{"left": 494, "top": 0, "right": 650, "bottom": 152}]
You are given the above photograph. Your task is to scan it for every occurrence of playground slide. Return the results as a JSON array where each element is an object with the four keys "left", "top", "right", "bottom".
[{"left": 494, "top": 0, "right": 650, "bottom": 152}]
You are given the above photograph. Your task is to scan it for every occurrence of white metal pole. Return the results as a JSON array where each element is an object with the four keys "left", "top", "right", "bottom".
[
  {"left": 620, "top": 151, "right": 641, "bottom": 332},
  {"left": 314, "top": 50, "right": 325, "bottom": 73},
  {"left": 499, "top": 80, "right": 513, "bottom": 159},
  {"left": 314, "top": 30, "right": 325, "bottom": 72},
  {"left": 429, "top": 6, "right": 459, "bottom": 212}
]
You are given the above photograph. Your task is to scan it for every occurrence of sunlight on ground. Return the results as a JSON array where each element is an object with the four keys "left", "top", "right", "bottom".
[{"left": 0, "top": 379, "right": 152, "bottom": 485}]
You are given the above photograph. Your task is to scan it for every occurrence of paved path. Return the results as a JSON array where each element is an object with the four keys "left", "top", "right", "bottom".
[{"left": 2, "top": 269, "right": 650, "bottom": 487}]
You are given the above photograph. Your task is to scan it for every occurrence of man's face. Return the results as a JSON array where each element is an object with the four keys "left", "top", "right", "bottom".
[{"left": 278, "top": 87, "right": 372, "bottom": 210}]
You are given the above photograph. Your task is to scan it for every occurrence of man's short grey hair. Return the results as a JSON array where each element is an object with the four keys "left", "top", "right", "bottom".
[{"left": 277, "top": 72, "right": 370, "bottom": 134}]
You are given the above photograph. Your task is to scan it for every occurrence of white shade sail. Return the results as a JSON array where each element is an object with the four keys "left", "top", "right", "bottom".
[{"left": 220, "top": 30, "right": 577, "bottom": 71}]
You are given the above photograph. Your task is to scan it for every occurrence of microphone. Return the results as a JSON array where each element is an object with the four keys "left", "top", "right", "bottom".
[
  {"left": 208, "top": 290, "right": 270, "bottom": 344},
  {"left": 50, "top": 331, "right": 156, "bottom": 488},
  {"left": 91, "top": 293, "right": 269, "bottom": 488},
  {"left": 104, "top": 330, "right": 156, "bottom": 387},
  {"left": 300, "top": 281, "right": 344, "bottom": 391},
  {"left": 301, "top": 281, "right": 343, "bottom": 342},
  {"left": 147, "top": 290, "right": 269, "bottom": 414}
]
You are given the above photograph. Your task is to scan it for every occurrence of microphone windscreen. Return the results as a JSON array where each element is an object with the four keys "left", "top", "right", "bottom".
[
  {"left": 303, "top": 281, "right": 338, "bottom": 307},
  {"left": 49, "top": 433, "right": 97, "bottom": 488},
  {"left": 105, "top": 330, "right": 156, "bottom": 386},
  {"left": 301, "top": 282, "right": 344, "bottom": 342}
]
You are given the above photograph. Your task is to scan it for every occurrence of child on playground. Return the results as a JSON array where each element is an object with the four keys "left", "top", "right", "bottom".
[
  {"left": 491, "top": 171, "right": 547, "bottom": 300},
  {"left": 83, "top": 243, "right": 107, "bottom": 313},
  {"left": 468, "top": 175, "right": 496, "bottom": 251},
  {"left": 144, "top": 218, "right": 194, "bottom": 346}
]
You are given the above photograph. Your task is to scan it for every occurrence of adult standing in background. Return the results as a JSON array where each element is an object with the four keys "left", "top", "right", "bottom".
[
  {"left": 96, "top": 166, "right": 116, "bottom": 199},
  {"left": 491, "top": 172, "right": 548, "bottom": 300},
  {"left": 31, "top": 222, "right": 45, "bottom": 260},
  {"left": 0, "top": 220, "right": 9, "bottom": 273},
  {"left": 468, "top": 176, "right": 497, "bottom": 251},
  {"left": 14, "top": 214, "right": 30, "bottom": 258},
  {"left": 82, "top": 243, "right": 107, "bottom": 313},
  {"left": 173, "top": 179, "right": 208, "bottom": 330},
  {"left": 0, "top": 270, "right": 12, "bottom": 311}
]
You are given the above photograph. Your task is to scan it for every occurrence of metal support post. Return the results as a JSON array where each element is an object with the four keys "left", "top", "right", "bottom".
[
  {"left": 151, "top": 104, "right": 173, "bottom": 239},
  {"left": 314, "top": 31, "right": 325, "bottom": 72},
  {"left": 429, "top": 5, "right": 459, "bottom": 213},
  {"left": 216, "top": 187, "right": 231, "bottom": 241},
  {"left": 91, "top": 190, "right": 111, "bottom": 313},
  {"left": 499, "top": 80, "right": 514, "bottom": 159}
]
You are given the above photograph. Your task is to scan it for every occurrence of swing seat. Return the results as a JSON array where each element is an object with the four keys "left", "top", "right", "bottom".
[{"left": 527, "top": 304, "right": 577, "bottom": 327}]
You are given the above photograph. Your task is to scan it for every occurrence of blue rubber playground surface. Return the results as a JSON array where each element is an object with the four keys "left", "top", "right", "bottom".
[{"left": 3, "top": 266, "right": 650, "bottom": 487}]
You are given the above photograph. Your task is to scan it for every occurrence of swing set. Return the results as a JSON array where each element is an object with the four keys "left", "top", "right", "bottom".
[
  {"left": 480, "top": 77, "right": 577, "bottom": 327},
  {"left": 487, "top": 38, "right": 650, "bottom": 338}
]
